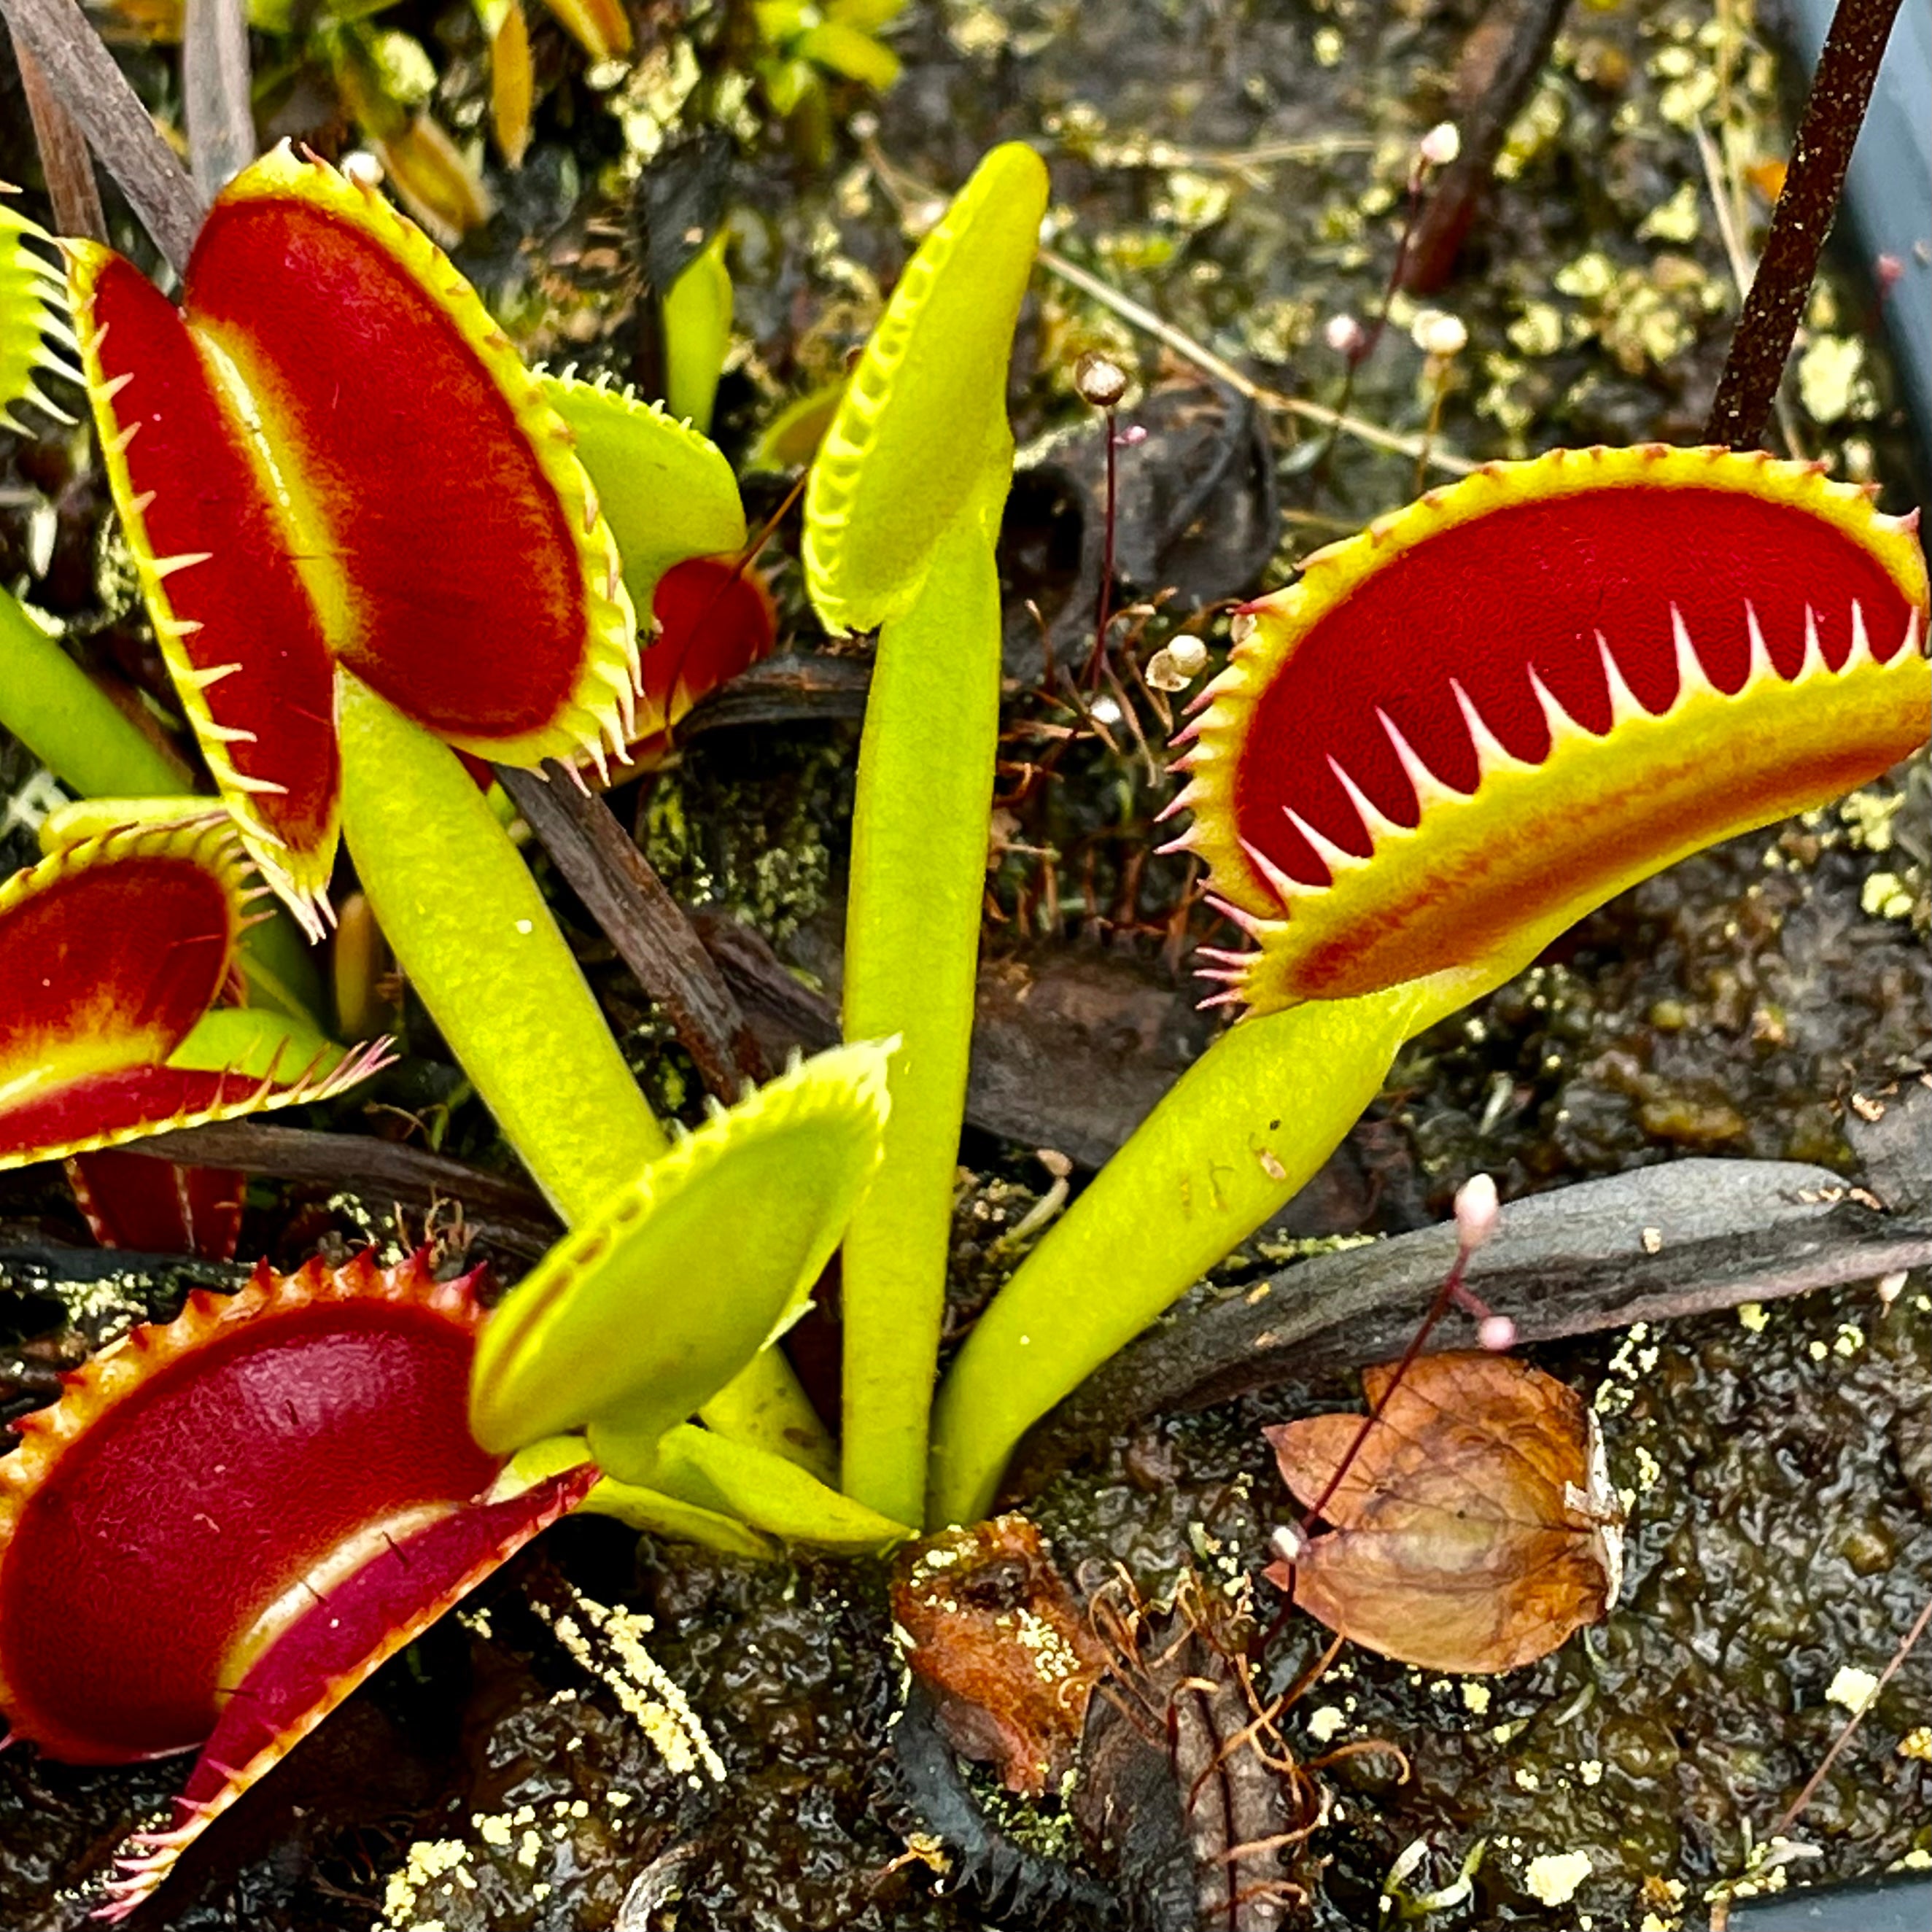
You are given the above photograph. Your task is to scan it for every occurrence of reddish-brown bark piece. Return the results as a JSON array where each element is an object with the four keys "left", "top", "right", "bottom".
[
  {"left": 892, "top": 1514, "right": 1109, "bottom": 1796},
  {"left": 1264, "top": 1352, "right": 1623, "bottom": 1675}
]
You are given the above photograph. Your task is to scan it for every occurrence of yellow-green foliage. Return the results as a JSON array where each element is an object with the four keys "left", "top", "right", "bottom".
[
  {"left": 802, "top": 142, "right": 1050, "bottom": 633},
  {"left": 470, "top": 1041, "right": 892, "bottom": 1464},
  {"left": 0, "top": 202, "right": 78, "bottom": 431}
]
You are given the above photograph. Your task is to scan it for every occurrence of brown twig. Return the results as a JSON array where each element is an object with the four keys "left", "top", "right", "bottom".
[
  {"left": 123, "top": 1122, "right": 561, "bottom": 1259},
  {"left": 1704, "top": 0, "right": 1905, "bottom": 448},
  {"left": 182, "top": 0, "right": 255, "bottom": 201},
  {"left": 676, "top": 652, "right": 872, "bottom": 736},
  {"left": 1012, "top": 1155, "right": 1932, "bottom": 1493},
  {"left": 1399, "top": 0, "right": 1573, "bottom": 295},
  {"left": 496, "top": 762, "right": 768, "bottom": 1101},
  {"left": 1769, "top": 1584, "right": 1932, "bottom": 1838},
  {"left": 13, "top": 43, "right": 106, "bottom": 243},
  {"left": 0, "top": 0, "right": 205, "bottom": 269}
]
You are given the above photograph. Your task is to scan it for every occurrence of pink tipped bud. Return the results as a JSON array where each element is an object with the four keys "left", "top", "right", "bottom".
[
  {"left": 1419, "top": 121, "right": 1462, "bottom": 168},
  {"left": 1876, "top": 252, "right": 1904, "bottom": 294},
  {"left": 1324, "top": 312, "right": 1369, "bottom": 359},
  {"left": 1478, "top": 1314, "right": 1518, "bottom": 1352},
  {"left": 1454, "top": 1172, "right": 1500, "bottom": 1250}
]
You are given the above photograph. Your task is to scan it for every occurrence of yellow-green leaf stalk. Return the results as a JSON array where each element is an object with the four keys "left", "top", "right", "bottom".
[
  {"left": 336, "top": 678, "right": 831, "bottom": 1475},
  {"left": 927, "top": 988, "right": 1420, "bottom": 1527},
  {"left": 659, "top": 230, "right": 733, "bottom": 437},
  {"left": 802, "top": 141, "right": 1049, "bottom": 1525}
]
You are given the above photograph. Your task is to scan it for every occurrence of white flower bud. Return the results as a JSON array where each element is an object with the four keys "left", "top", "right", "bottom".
[
  {"left": 1074, "top": 350, "right": 1129, "bottom": 410},
  {"left": 1412, "top": 309, "right": 1469, "bottom": 359},
  {"left": 1419, "top": 121, "right": 1462, "bottom": 168},
  {"left": 1478, "top": 1314, "right": 1518, "bottom": 1351},
  {"left": 1454, "top": 1171, "right": 1500, "bottom": 1249}
]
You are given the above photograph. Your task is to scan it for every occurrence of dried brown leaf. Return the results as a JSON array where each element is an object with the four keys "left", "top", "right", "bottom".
[{"left": 1263, "top": 1352, "right": 1623, "bottom": 1675}]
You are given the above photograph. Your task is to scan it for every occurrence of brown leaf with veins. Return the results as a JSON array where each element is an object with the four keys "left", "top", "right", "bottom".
[
  {"left": 1262, "top": 1352, "right": 1623, "bottom": 1675},
  {"left": 891, "top": 1514, "right": 1109, "bottom": 1795}
]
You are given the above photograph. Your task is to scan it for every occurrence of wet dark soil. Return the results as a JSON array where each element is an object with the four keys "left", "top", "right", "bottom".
[{"left": 1, "top": 0, "right": 1928, "bottom": 1926}]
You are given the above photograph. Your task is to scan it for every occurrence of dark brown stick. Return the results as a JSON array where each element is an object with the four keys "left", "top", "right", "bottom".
[
  {"left": 123, "top": 1121, "right": 560, "bottom": 1258},
  {"left": 0, "top": 0, "right": 204, "bottom": 271},
  {"left": 497, "top": 763, "right": 769, "bottom": 1101},
  {"left": 677, "top": 652, "right": 872, "bottom": 737},
  {"left": 182, "top": 0, "right": 255, "bottom": 201},
  {"left": 14, "top": 42, "right": 106, "bottom": 242},
  {"left": 1010, "top": 1154, "right": 1932, "bottom": 1494},
  {"left": 1704, "top": 0, "right": 1905, "bottom": 448},
  {"left": 1399, "top": 0, "right": 1573, "bottom": 295}
]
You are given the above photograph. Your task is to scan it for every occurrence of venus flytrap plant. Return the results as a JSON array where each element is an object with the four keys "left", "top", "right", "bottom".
[
  {"left": 468, "top": 1038, "right": 909, "bottom": 1551},
  {"left": 801, "top": 140, "right": 1050, "bottom": 1526},
  {"left": 0, "top": 998, "right": 896, "bottom": 1916},
  {"left": 56, "top": 141, "right": 833, "bottom": 1475},
  {"left": 928, "top": 446, "right": 1930, "bottom": 1527},
  {"left": 0, "top": 204, "right": 341, "bottom": 1028},
  {"left": 0, "top": 813, "right": 389, "bottom": 1170}
]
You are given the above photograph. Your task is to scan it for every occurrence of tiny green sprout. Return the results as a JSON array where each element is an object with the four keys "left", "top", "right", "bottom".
[
  {"left": 754, "top": 1, "right": 907, "bottom": 145},
  {"left": 802, "top": 141, "right": 1050, "bottom": 1526}
]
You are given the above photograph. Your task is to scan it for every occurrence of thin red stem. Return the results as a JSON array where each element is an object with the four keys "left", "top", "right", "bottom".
[
  {"left": 1086, "top": 408, "right": 1120, "bottom": 688},
  {"left": 1312, "top": 159, "right": 1430, "bottom": 490},
  {"left": 1297, "top": 1243, "right": 1470, "bottom": 1537}
]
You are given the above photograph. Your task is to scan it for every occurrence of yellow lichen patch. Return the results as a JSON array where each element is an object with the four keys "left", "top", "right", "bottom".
[
  {"left": 529, "top": 1583, "right": 724, "bottom": 1785},
  {"left": 379, "top": 1838, "right": 469, "bottom": 1929},
  {"left": 1524, "top": 1849, "right": 1592, "bottom": 1906},
  {"left": 1826, "top": 1664, "right": 1879, "bottom": 1714}
]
